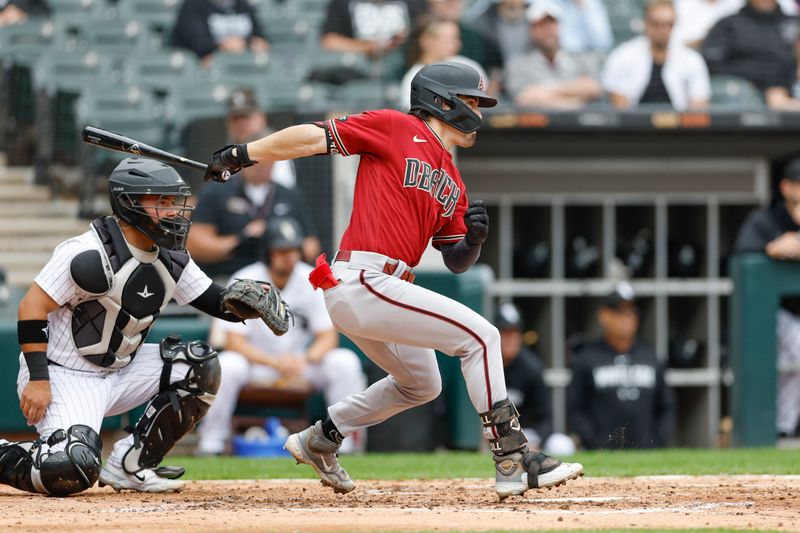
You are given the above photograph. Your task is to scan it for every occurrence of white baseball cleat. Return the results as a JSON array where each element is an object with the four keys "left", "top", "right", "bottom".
[
  {"left": 98, "top": 463, "right": 185, "bottom": 493},
  {"left": 494, "top": 451, "right": 584, "bottom": 500}
]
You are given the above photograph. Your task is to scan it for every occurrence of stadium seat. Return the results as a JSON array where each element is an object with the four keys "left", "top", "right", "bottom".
[
  {"left": 32, "top": 51, "right": 113, "bottom": 95},
  {"left": 72, "top": 19, "right": 157, "bottom": 58},
  {"left": 117, "top": 0, "right": 179, "bottom": 32},
  {"left": 120, "top": 50, "right": 199, "bottom": 98},
  {"left": 710, "top": 76, "right": 765, "bottom": 109},
  {"left": 0, "top": 20, "right": 52, "bottom": 67},
  {"left": 47, "top": 0, "right": 110, "bottom": 23},
  {"left": 257, "top": 79, "right": 332, "bottom": 113},
  {"left": 205, "top": 52, "right": 273, "bottom": 86},
  {"left": 335, "top": 79, "right": 395, "bottom": 110}
]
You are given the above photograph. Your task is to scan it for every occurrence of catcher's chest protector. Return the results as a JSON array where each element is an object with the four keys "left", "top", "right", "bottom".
[{"left": 69, "top": 217, "right": 189, "bottom": 369}]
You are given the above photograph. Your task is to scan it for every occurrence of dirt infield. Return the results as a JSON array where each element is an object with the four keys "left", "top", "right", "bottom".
[{"left": 2, "top": 475, "right": 799, "bottom": 532}]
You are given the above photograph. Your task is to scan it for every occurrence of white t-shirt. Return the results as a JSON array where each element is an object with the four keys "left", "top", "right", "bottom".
[
  {"left": 33, "top": 228, "right": 212, "bottom": 371},
  {"left": 217, "top": 261, "right": 332, "bottom": 355},
  {"left": 601, "top": 36, "right": 711, "bottom": 111}
]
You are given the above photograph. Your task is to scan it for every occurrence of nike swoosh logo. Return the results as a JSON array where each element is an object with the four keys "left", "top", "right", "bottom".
[{"left": 412, "top": 135, "right": 427, "bottom": 143}]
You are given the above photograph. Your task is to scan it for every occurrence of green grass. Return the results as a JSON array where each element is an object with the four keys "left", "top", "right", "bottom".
[{"left": 171, "top": 447, "right": 800, "bottom": 480}]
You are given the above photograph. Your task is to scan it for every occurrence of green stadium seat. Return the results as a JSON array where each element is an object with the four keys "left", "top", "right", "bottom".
[
  {"left": 165, "top": 82, "right": 233, "bottom": 142},
  {"left": 47, "top": 0, "right": 110, "bottom": 23},
  {"left": 121, "top": 49, "right": 199, "bottom": 98},
  {"left": 32, "top": 50, "right": 113, "bottom": 95},
  {"left": 334, "top": 79, "right": 395, "bottom": 110},
  {"left": 710, "top": 75, "right": 765, "bottom": 109},
  {"left": 117, "top": 0, "right": 179, "bottom": 31},
  {"left": 0, "top": 19, "right": 62, "bottom": 67},
  {"left": 257, "top": 79, "right": 332, "bottom": 113},
  {"left": 73, "top": 19, "right": 157, "bottom": 58},
  {"left": 205, "top": 52, "right": 273, "bottom": 87}
]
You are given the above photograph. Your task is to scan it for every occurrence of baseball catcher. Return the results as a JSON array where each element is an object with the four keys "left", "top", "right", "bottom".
[{"left": 0, "top": 157, "right": 290, "bottom": 496}]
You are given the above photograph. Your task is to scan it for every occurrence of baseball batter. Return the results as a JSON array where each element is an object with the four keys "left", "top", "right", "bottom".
[
  {"left": 0, "top": 158, "right": 287, "bottom": 496},
  {"left": 204, "top": 61, "right": 583, "bottom": 499}
]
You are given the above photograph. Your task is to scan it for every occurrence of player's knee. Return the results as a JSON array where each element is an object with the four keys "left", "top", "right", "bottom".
[
  {"left": 39, "top": 425, "right": 103, "bottom": 496},
  {"left": 405, "top": 371, "right": 442, "bottom": 403}
]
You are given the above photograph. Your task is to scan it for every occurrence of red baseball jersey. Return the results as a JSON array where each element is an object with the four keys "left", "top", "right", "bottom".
[{"left": 321, "top": 109, "right": 468, "bottom": 267}]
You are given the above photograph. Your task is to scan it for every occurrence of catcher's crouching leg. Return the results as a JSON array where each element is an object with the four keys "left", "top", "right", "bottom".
[
  {"left": 118, "top": 336, "right": 220, "bottom": 478},
  {"left": 0, "top": 425, "right": 102, "bottom": 496},
  {"left": 481, "top": 399, "right": 584, "bottom": 500}
]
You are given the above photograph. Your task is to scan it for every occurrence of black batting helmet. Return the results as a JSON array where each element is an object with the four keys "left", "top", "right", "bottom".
[
  {"left": 108, "top": 158, "right": 194, "bottom": 251},
  {"left": 409, "top": 61, "right": 497, "bottom": 133}
]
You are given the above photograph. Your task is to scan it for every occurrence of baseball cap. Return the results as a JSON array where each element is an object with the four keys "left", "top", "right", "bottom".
[
  {"left": 495, "top": 302, "right": 523, "bottom": 330},
  {"left": 783, "top": 158, "right": 800, "bottom": 181},
  {"left": 227, "top": 88, "right": 260, "bottom": 117},
  {"left": 602, "top": 281, "right": 637, "bottom": 311},
  {"left": 526, "top": 1, "right": 561, "bottom": 23}
]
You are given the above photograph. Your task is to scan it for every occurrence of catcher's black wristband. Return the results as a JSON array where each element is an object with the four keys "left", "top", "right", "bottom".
[
  {"left": 18, "top": 319, "right": 49, "bottom": 344},
  {"left": 23, "top": 351, "right": 49, "bottom": 381},
  {"left": 189, "top": 282, "right": 241, "bottom": 322}
]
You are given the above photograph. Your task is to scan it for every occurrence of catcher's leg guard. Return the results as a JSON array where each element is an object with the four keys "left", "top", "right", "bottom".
[
  {"left": 480, "top": 399, "right": 584, "bottom": 499},
  {"left": 0, "top": 425, "right": 102, "bottom": 496},
  {"left": 121, "top": 335, "right": 220, "bottom": 474}
]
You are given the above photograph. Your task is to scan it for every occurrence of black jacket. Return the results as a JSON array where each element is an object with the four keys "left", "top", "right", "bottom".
[
  {"left": 734, "top": 201, "right": 800, "bottom": 314},
  {"left": 171, "top": 0, "right": 266, "bottom": 59},
  {"left": 701, "top": 5, "right": 798, "bottom": 91},
  {"left": 567, "top": 339, "right": 675, "bottom": 450},
  {"left": 503, "top": 347, "right": 553, "bottom": 442}
]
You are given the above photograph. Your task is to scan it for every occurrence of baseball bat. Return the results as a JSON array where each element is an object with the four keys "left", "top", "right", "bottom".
[{"left": 81, "top": 126, "right": 207, "bottom": 172}]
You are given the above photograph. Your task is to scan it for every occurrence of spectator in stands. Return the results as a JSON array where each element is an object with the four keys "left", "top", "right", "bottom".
[
  {"left": 171, "top": 0, "right": 269, "bottom": 65},
  {"left": 225, "top": 88, "right": 296, "bottom": 189},
  {"left": 398, "top": 17, "right": 488, "bottom": 109},
  {"left": 467, "top": 0, "right": 531, "bottom": 66},
  {"left": 567, "top": 283, "right": 675, "bottom": 450},
  {"left": 602, "top": 0, "right": 710, "bottom": 110},
  {"left": 734, "top": 158, "right": 800, "bottom": 438},
  {"left": 426, "top": 0, "right": 504, "bottom": 93},
  {"left": 186, "top": 131, "right": 320, "bottom": 281},
  {"left": 196, "top": 218, "right": 367, "bottom": 455},
  {"left": 320, "top": 0, "right": 425, "bottom": 58},
  {"left": 504, "top": 3, "right": 602, "bottom": 109},
  {"left": 0, "top": 0, "right": 48, "bottom": 26},
  {"left": 496, "top": 303, "right": 576, "bottom": 455},
  {"left": 702, "top": 0, "right": 800, "bottom": 111},
  {"left": 673, "top": 0, "right": 742, "bottom": 48},
  {"left": 545, "top": 0, "right": 613, "bottom": 54}
]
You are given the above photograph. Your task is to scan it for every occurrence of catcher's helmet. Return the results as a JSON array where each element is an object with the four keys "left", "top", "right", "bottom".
[
  {"left": 409, "top": 61, "right": 497, "bottom": 133},
  {"left": 267, "top": 217, "right": 304, "bottom": 250},
  {"left": 108, "top": 158, "right": 194, "bottom": 251}
]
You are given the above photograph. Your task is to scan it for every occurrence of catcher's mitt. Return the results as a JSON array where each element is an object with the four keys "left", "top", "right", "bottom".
[{"left": 221, "top": 279, "right": 293, "bottom": 336}]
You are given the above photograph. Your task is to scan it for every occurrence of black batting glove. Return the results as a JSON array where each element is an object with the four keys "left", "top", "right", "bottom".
[
  {"left": 204, "top": 144, "right": 256, "bottom": 183},
  {"left": 464, "top": 199, "right": 489, "bottom": 246}
]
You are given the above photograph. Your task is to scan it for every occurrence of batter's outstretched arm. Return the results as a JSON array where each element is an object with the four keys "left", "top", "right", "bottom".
[
  {"left": 246, "top": 124, "right": 328, "bottom": 162},
  {"left": 204, "top": 125, "right": 327, "bottom": 183}
]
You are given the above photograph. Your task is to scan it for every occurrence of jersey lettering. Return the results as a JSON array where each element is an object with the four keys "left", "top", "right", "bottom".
[{"left": 402, "top": 158, "right": 461, "bottom": 217}]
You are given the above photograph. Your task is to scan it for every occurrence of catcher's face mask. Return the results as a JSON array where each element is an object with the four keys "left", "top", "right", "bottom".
[{"left": 127, "top": 192, "right": 194, "bottom": 251}]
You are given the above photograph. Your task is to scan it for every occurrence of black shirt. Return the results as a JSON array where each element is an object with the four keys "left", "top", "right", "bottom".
[
  {"left": 702, "top": 5, "right": 798, "bottom": 92},
  {"left": 192, "top": 175, "right": 314, "bottom": 279},
  {"left": 567, "top": 339, "right": 675, "bottom": 450},
  {"left": 734, "top": 201, "right": 800, "bottom": 315},
  {"left": 639, "top": 62, "right": 672, "bottom": 106},
  {"left": 322, "top": 0, "right": 424, "bottom": 41},
  {"left": 503, "top": 347, "right": 553, "bottom": 443},
  {"left": 171, "top": 0, "right": 266, "bottom": 59}
]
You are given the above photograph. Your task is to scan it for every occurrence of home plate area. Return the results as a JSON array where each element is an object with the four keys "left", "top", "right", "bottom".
[{"left": 1, "top": 476, "right": 798, "bottom": 532}]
